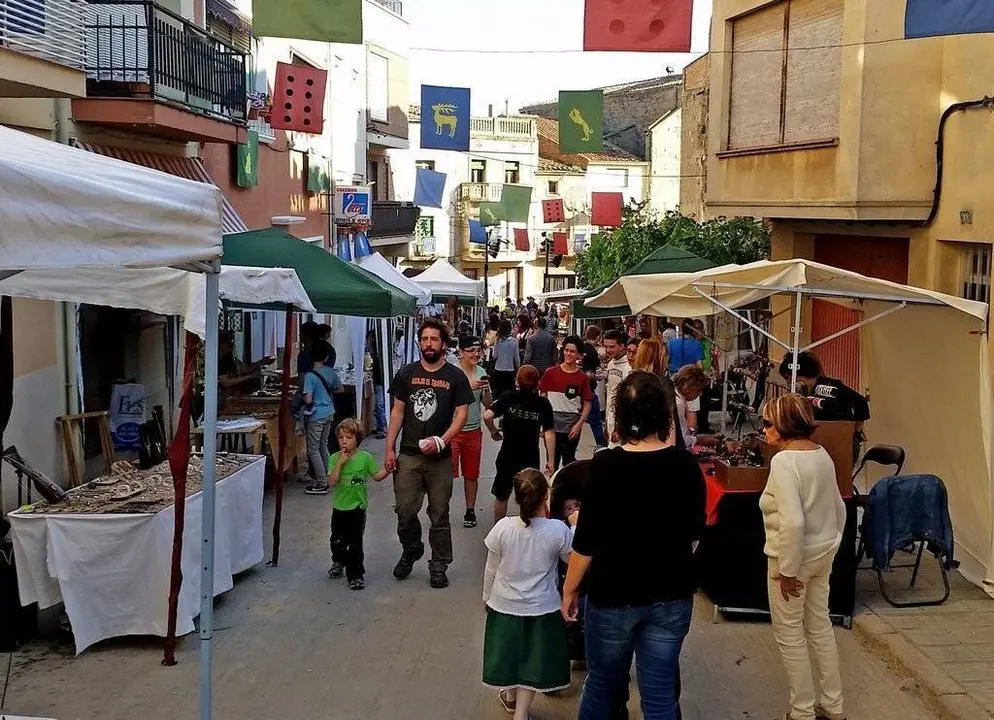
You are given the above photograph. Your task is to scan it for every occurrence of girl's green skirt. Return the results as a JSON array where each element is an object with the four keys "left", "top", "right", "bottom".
[{"left": 482, "top": 608, "right": 571, "bottom": 692}]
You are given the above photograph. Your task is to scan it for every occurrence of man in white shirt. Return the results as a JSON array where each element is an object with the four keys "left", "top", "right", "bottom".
[{"left": 601, "top": 329, "right": 630, "bottom": 447}]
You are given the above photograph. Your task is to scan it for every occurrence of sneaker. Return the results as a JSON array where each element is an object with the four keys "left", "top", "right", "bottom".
[
  {"left": 304, "top": 484, "right": 329, "bottom": 495},
  {"left": 463, "top": 508, "right": 477, "bottom": 528},
  {"left": 815, "top": 709, "right": 846, "bottom": 720},
  {"left": 429, "top": 569, "right": 449, "bottom": 589},
  {"left": 392, "top": 544, "right": 425, "bottom": 580},
  {"left": 349, "top": 577, "right": 365, "bottom": 590},
  {"left": 327, "top": 562, "right": 344, "bottom": 579}
]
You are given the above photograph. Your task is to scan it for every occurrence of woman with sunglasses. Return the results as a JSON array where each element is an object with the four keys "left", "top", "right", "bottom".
[{"left": 760, "top": 394, "right": 847, "bottom": 720}]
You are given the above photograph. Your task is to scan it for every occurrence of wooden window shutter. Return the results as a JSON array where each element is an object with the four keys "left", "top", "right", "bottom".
[
  {"left": 728, "top": 2, "right": 786, "bottom": 150},
  {"left": 783, "top": 0, "right": 843, "bottom": 144}
]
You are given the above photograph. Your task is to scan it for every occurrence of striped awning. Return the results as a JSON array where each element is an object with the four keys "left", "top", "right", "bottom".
[{"left": 73, "top": 142, "right": 249, "bottom": 234}]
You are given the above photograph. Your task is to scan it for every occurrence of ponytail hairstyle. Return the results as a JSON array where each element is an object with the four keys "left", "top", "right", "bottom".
[{"left": 514, "top": 468, "right": 549, "bottom": 527}]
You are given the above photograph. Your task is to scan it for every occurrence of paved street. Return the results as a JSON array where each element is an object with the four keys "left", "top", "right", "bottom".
[{"left": 2, "top": 432, "right": 939, "bottom": 719}]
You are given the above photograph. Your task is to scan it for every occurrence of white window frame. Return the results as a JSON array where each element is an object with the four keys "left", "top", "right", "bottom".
[{"left": 367, "top": 51, "right": 389, "bottom": 123}]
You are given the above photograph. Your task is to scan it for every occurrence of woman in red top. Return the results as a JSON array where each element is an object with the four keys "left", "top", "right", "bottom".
[{"left": 539, "top": 334, "right": 592, "bottom": 469}]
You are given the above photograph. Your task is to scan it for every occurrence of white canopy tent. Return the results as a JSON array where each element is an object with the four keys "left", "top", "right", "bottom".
[
  {"left": 412, "top": 257, "right": 484, "bottom": 299},
  {"left": 0, "top": 126, "right": 291, "bottom": 718},
  {"left": 0, "top": 266, "right": 314, "bottom": 338},
  {"left": 533, "top": 287, "right": 589, "bottom": 302},
  {"left": 358, "top": 252, "right": 432, "bottom": 306},
  {"left": 586, "top": 259, "right": 993, "bottom": 592}
]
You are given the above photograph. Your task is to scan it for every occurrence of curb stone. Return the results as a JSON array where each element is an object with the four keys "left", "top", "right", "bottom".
[{"left": 853, "top": 612, "right": 993, "bottom": 720}]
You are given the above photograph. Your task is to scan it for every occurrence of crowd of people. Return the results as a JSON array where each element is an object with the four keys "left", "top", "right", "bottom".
[{"left": 295, "top": 305, "right": 867, "bottom": 720}]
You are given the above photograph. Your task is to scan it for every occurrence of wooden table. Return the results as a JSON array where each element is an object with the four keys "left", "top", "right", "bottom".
[{"left": 192, "top": 419, "right": 267, "bottom": 454}]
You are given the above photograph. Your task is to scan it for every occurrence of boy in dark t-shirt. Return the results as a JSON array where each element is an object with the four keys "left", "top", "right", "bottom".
[{"left": 483, "top": 364, "right": 555, "bottom": 523}]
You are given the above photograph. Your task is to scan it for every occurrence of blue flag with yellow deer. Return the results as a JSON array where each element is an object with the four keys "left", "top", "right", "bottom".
[
  {"left": 559, "top": 90, "right": 603, "bottom": 154},
  {"left": 421, "top": 85, "right": 471, "bottom": 152}
]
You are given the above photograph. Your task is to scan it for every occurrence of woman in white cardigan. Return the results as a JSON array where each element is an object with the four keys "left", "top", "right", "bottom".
[{"left": 760, "top": 394, "right": 847, "bottom": 720}]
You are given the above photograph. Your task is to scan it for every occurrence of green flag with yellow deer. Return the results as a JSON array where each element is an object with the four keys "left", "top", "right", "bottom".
[{"left": 558, "top": 90, "right": 603, "bottom": 154}]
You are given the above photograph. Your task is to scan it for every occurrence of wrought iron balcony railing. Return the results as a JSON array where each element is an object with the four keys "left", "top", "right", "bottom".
[
  {"left": 84, "top": 0, "right": 246, "bottom": 122},
  {"left": 370, "top": 201, "right": 419, "bottom": 238},
  {"left": 1, "top": 0, "right": 87, "bottom": 70}
]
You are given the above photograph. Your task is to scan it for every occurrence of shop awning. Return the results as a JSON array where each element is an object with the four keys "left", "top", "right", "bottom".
[
  {"left": 73, "top": 141, "right": 249, "bottom": 234},
  {"left": 222, "top": 228, "right": 417, "bottom": 317},
  {"left": 0, "top": 126, "right": 222, "bottom": 269},
  {"left": 575, "top": 244, "right": 717, "bottom": 319}
]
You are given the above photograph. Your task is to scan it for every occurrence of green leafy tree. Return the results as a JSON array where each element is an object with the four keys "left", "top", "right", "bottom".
[{"left": 574, "top": 205, "right": 770, "bottom": 290}]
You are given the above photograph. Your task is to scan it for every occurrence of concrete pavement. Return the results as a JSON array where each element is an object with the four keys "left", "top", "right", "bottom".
[{"left": 1, "top": 430, "right": 942, "bottom": 719}]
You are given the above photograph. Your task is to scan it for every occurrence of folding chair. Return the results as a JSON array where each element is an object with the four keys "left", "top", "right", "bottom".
[
  {"left": 854, "top": 445, "right": 906, "bottom": 567},
  {"left": 860, "top": 474, "right": 957, "bottom": 608}
]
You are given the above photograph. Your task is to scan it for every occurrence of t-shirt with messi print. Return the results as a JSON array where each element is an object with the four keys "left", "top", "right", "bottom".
[{"left": 390, "top": 361, "right": 474, "bottom": 455}]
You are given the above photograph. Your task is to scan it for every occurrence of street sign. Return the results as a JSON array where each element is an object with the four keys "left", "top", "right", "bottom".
[{"left": 334, "top": 185, "right": 371, "bottom": 223}]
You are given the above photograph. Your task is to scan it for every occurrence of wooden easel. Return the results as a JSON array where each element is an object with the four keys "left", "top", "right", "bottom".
[{"left": 57, "top": 411, "right": 115, "bottom": 487}]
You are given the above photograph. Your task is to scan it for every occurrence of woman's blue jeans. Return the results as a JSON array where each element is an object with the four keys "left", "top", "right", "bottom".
[{"left": 579, "top": 596, "right": 693, "bottom": 720}]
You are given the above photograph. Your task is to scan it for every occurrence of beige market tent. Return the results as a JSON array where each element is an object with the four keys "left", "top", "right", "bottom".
[{"left": 586, "top": 259, "right": 993, "bottom": 592}]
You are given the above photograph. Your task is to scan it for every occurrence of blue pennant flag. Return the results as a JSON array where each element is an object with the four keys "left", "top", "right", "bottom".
[
  {"left": 414, "top": 167, "right": 446, "bottom": 208},
  {"left": 336, "top": 235, "right": 353, "bottom": 262},
  {"left": 905, "top": 0, "right": 994, "bottom": 38},
  {"left": 468, "top": 219, "right": 488, "bottom": 245},
  {"left": 354, "top": 230, "right": 372, "bottom": 259},
  {"left": 421, "top": 85, "right": 470, "bottom": 152}
]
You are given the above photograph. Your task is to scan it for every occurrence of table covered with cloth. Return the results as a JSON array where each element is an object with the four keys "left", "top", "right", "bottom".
[{"left": 9, "top": 456, "right": 265, "bottom": 654}]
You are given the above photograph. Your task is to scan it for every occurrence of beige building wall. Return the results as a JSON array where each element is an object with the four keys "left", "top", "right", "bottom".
[{"left": 679, "top": 55, "right": 709, "bottom": 219}]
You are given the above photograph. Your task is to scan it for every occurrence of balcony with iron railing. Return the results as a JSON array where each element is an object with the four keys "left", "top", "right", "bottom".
[
  {"left": 0, "top": 0, "right": 88, "bottom": 97},
  {"left": 369, "top": 201, "right": 419, "bottom": 240},
  {"left": 73, "top": 0, "right": 247, "bottom": 142}
]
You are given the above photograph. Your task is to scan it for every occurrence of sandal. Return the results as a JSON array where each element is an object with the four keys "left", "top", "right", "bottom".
[{"left": 497, "top": 688, "right": 516, "bottom": 714}]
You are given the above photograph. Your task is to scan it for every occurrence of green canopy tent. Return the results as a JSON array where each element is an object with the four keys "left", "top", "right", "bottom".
[
  {"left": 220, "top": 229, "right": 416, "bottom": 567},
  {"left": 222, "top": 228, "right": 417, "bottom": 317},
  {"left": 572, "top": 244, "right": 717, "bottom": 319}
]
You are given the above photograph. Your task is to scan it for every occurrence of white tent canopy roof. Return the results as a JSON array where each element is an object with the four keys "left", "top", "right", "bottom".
[
  {"left": 0, "top": 266, "right": 314, "bottom": 338},
  {"left": 534, "top": 287, "right": 587, "bottom": 302},
  {"left": 0, "top": 125, "right": 222, "bottom": 270},
  {"left": 587, "top": 258, "right": 988, "bottom": 321},
  {"left": 357, "top": 252, "right": 432, "bottom": 306},
  {"left": 412, "top": 258, "right": 484, "bottom": 299}
]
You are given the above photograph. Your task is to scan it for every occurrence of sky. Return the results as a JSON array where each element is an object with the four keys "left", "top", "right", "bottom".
[{"left": 405, "top": 0, "right": 714, "bottom": 114}]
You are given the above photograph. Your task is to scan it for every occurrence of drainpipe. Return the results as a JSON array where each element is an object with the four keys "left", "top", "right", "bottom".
[
  {"left": 922, "top": 95, "right": 994, "bottom": 227},
  {"left": 54, "top": 98, "right": 81, "bottom": 416}
]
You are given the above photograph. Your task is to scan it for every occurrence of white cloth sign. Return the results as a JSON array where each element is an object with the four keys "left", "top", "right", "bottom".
[
  {"left": 9, "top": 457, "right": 265, "bottom": 654},
  {"left": 109, "top": 383, "right": 146, "bottom": 450}
]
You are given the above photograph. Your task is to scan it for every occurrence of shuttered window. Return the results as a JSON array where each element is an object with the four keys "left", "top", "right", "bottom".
[
  {"left": 783, "top": 0, "right": 843, "bottom": 143},
  {"left": 727, "top": 0, "right": 843, "bottom": 150},
  {"left": 728, "top": 3, "right": 785, "bottom": 150}
]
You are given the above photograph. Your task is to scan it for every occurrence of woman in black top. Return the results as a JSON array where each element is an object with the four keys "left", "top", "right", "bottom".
[{"left": 563, "top": 372, "right": 706, "bottom": 720}]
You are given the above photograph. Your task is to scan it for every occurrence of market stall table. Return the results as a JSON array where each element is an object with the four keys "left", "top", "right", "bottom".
[
  {"left": 9, "top": 455, "right": 265, "bottom": 654},
  {"left": 192, "top": 417, "right": 267, "bottom": 454}
]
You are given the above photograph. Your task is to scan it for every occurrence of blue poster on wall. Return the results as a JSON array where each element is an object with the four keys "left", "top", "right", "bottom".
[
  {"left": 421, "top": 85, "right": 471, "bottom": 152},
  {"left": 905, "top": 0, "right": 994, "bottom": 38}
]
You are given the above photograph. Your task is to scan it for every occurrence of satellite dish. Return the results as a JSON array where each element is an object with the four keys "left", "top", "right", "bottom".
[{"left": 666, "top": 66, "right": 675, "bottom": 74}]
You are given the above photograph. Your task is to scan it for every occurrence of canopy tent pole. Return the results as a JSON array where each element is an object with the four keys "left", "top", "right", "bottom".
[
  {"left": 379, "top": 317, "right": 391, "bottom": 391},
  {"left": 268, "top": 304, "right": 294, "bottom": 567},
  {"left": 200, "top": 266, "right": 221, "bottom": 720},
  {"left": 802, "top": 303, "right": 908, "bottom": 353},
  {"left": 691, "top": 287, "right": 792, "bottom": 352},
  {"left": 790, "top": 291, "right": 803, "bottom": 390}
]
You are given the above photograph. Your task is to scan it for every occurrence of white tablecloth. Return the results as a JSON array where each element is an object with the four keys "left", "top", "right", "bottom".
[{"left": 9, "top": 456, "right": 265, "bottom": 654}]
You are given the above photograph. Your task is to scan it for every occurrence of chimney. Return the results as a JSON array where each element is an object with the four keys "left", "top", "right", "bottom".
[{"left": 488, "top": 104, "right": 493, "bottom": 118}]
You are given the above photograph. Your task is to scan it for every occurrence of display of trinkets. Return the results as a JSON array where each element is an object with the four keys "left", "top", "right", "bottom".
[{"left": 17, "top": 454, "right": 254, "bottom": 516}]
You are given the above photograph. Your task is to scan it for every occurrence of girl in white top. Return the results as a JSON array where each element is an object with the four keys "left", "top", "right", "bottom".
[
  {"left": 482, "top": 469, "right": 573, "bottom": 719},
  {"left": 760, "top": 394, "right": 847, "bottom": 720}
]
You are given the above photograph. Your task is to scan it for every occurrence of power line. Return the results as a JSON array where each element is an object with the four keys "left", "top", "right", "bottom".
[{"left": 410, "top": 35, "right": 912, "bottom": 56}]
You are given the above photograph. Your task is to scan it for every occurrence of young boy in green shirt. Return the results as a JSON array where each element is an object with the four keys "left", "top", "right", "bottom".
[{"left": 327, "top": 418, "right": 390, "bottom": 590}]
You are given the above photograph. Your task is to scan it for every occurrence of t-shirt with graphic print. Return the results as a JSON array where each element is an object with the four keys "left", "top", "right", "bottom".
[
  {"left": 491, "top": 389, "right": 554, "bottom": 468},
  {"left": 391, "top": 360, "right": 474, "bottom": 455},
  {"left": 328, "top": 449, "right": 379, "bottom": 511},
  {"left": 539, "top": 364, "right": 593, "bottom": 434}
]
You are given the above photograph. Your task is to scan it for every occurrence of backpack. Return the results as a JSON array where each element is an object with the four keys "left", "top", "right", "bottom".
[{"left": 291, "top": 370, "right": 337, "bottom": 421}]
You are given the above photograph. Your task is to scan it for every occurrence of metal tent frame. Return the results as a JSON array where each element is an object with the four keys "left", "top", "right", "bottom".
[{"left": 688, "top": 282, "right": 947, "bottom": 431}]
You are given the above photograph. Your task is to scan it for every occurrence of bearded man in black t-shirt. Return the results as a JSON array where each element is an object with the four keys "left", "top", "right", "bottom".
[{"left": 386, "top": 318, "right": 474, "bottom": 589}]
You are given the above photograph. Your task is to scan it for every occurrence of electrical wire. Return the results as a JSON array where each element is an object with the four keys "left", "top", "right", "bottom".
[{"left": 410, "top": 35, "right": 914, "bottom": 55}]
